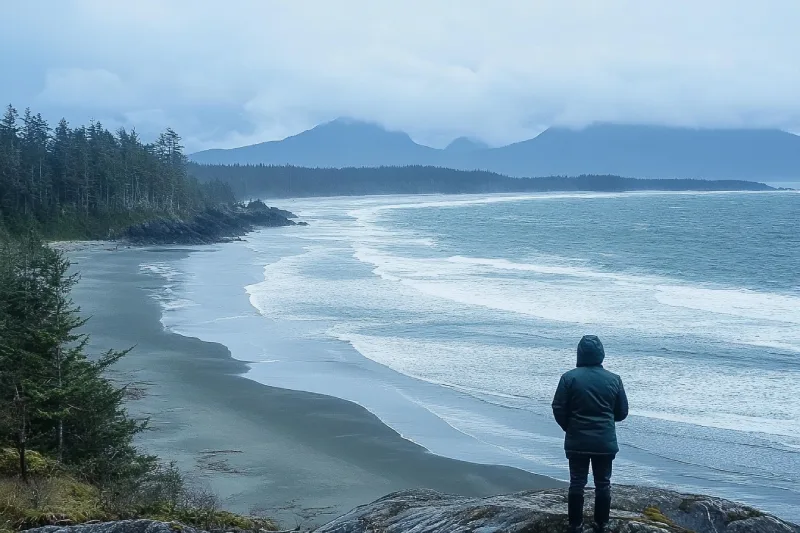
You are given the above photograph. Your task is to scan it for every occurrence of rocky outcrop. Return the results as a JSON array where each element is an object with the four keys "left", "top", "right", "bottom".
[
  {"left": 313, "top": 486, "right": 800, "bottom": 533},
  {"left": 22, "top": 487, "right": 799, "bottom": 533},
  {"left": 120, "top": 201, "right": 305, "bottom": 245},
  {"left": 23, "top": 520, "right": 287, "bottom": 533},
  {"left": 24, "top": 520, "right": 205, "bottom": 533}
]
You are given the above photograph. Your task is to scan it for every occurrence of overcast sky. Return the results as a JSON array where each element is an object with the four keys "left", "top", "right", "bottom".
[{"left": 3, "top": 1, "right": 800, "bottom": 152}]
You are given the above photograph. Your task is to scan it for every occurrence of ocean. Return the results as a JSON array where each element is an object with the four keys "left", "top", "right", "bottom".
[{"left": 138, "top": 191, "right": 800, "bottom": 521}]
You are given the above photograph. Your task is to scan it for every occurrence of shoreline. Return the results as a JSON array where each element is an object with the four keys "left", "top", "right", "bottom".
[
  {"left": 68, "top": 245, "right": 562, "bottom": 529},
  {"left": 61, "top": 191, "right": 800, "bottom": 524},
  {"left": 216, "top": 193, "right": 800, "bottom": 522}
]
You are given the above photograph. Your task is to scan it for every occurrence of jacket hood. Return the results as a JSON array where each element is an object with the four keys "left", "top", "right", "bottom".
[{"left": 577, "top": 335, "right": 605, "bottom": 367}]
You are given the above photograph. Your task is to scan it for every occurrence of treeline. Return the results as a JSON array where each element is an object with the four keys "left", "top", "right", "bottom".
[
  {"left": 188, "top": 163, "right": 774, "bottom": 199},
  {"left": 0, "top": 105, "right": 234, "bottom": 240}
]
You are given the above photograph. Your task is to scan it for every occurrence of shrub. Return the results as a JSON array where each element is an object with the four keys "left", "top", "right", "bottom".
[{"left": 0, "top": 449, "right": 58, "bottom": 477}]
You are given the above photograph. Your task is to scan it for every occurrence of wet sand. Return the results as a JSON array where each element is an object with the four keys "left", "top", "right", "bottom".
[{"left": 68, "top": 246, "right": 563, "bottom": 529}]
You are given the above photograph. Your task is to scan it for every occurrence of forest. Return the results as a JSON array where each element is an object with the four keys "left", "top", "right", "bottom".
[
  {"left": 0, "top": 105, "right": 234, "bottom": 240},
  {"left": 0, "top": 107, "right": 274, "bottom": 531},
  {"left": 187, "top": 163, "right": 774, "bottom": 199}
]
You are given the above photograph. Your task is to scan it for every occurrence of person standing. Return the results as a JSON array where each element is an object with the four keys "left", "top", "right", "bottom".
[{"left": 552, "top": 335, "right": 629, "bottom": 533}]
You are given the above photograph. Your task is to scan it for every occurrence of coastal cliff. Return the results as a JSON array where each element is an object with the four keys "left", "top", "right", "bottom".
[
  {"left": 119, "top": 200, "right": 305, "bottom": 245},
  {"left": 23, "top": 486, "right": 800, "bottom": 533}
]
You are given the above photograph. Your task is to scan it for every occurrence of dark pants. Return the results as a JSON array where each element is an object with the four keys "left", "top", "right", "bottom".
[{"left": 567, "top": 454, "right": 614, "bottom": 527}]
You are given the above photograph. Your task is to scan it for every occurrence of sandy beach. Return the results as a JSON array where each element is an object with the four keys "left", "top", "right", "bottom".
[{"left": 67, "top": 245, "right": 562, "bottom": 529}]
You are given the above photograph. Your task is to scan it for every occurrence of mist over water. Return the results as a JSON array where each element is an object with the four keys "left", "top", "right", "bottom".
[{"left": 140, "top": 191, "right": 800, "bottom": 521}]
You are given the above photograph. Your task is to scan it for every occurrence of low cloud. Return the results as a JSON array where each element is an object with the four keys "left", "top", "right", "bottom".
[
  {"left": 2, "top": 0, "right": 800, "bottom": 151},
  {"left": 37, "top": 68, "right": 132, "bottom": 109}
]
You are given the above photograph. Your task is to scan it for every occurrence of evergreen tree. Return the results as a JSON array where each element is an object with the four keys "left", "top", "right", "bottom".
[
  {"left": 0, "top": 105, "right": 21, "bottom": 213},
  {"left": 0, "top": 237, "right": 147, "bottom": 482},
  {"left": 0, "top": 236, "right": 53, "bottom": 479}
]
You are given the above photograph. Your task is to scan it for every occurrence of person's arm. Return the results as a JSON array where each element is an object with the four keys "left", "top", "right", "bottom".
[
  {"left": 552, "top": 375, "right": 570, "bottom": 431},
  {"left": 614, "top": 377, "right": 629, "bottom": 422}
]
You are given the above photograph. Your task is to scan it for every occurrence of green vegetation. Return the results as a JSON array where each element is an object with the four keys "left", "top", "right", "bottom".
[
  {"left": 0, "top": 237, "right": 275, "bottom": 531},
  {"left": 0, "top": 463, "right": 278, "bottom": 532},
  {"left": 727, "top": 509, "right": 764, "bottom": 522},
  {"left": 643, "top": 506, "right": 676, "bottom": 527},
  {"left": 0, "top": 237, "right": 141, "bottom": 483},
  {"left": 0, "top": 104, "right": 234, "bottom": 240}
]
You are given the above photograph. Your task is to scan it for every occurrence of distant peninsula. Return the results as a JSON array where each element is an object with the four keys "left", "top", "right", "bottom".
[{"left": 188, "top": 163, "right": 776, "bottom": 199}]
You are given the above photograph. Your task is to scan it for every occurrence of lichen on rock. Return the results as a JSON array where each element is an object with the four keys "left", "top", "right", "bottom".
[{"left": 312, "top": 485, "right": 800, "bottom": 533}]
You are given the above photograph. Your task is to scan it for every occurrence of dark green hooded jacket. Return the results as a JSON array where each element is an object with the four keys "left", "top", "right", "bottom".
[{"left": 551, "top": 335, "right": 628, "bottom": 456}]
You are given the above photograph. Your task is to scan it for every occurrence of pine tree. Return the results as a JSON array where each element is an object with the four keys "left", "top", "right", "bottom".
[
  {"left": 50, "top": 119, "right": 71, "bottom": 210},
  {"left": 0, "top": 236, "right": 52, "bottom": 479},
  {"left": 0, "top": 237, "right": 146, "bottom": 481},
  {"left": 0, "top": 105, "right": 21, "bottom": 213}
]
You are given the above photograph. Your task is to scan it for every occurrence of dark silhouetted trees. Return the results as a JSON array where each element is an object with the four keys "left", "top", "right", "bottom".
[
  {"left": 0, "top": 105, "right": 235, "bottom": 239},
  {"left": 188, "top": 163, "right": 773, "bottom": 200}
]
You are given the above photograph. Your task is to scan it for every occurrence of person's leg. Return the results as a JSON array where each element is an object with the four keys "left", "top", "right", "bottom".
[
  {"left": 568, "top": 455, "right": 590, "bottom": 530},
  {"left": 591, "top": 455, "right": 614, "bottom": 530}
]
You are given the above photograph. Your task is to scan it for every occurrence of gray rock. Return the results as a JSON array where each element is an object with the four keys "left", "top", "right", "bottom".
[
  {"left": 120, "top": 201, "right": 300, "bottom": 245},
  {"left": 312, "top": 486, "right": 800, "bottom": 533},
  {"left": 25, "top": 519, "right": 204, "bottom": 533}
]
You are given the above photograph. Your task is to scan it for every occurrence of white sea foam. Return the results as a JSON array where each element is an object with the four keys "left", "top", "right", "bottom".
[
  {"left": 139, "top": 261, "right": 183, "bottom": 282},
  {"left": 402, "top": 399, "right": 571, "bottom": 472},
  {"left": 331, "top": 326, "right": 800, "bottom": 438},
  {"left": 135, "top": 192, "right": 800, "bottom": 520},
  {"left": 351, "top": 246, "right": 800, "bottom": 352},
  {"left": 634, "top": 410, "right": 800, "bottom": 439},
  {"left": 654, "top": 285, "right": 800, "bottom": 325},
  {"left": 138, "top": 262, "right": 198, "bottom": 318},
  {"left": 244, "top": 193, "right": 800, "bottom": 442},
  {"left": 348, "top": 192, "right": 629, "bottom": 224},
  {"left": 446, "top": 255, "right": 653, "bottom": 283},
  {"left": 346, "top": 190, "right": 784, "bottom": 224}
]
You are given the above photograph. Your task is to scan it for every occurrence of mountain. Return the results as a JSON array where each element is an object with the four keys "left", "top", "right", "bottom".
[
  {"left": 479, "top": 124, "right": 800, "bottom": 180},
  {"left": 190, "top": 121, "right": 800, "bottom": 181},
  {"left": 444, "top": 136, "right": 490, "bottom": 152},
  {"left": 190, "top": 118, "right": 437, "bottom": 167}
]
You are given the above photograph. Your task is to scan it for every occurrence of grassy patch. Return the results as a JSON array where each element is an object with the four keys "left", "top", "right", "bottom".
[
  {"left": 0, "top": 474, "right": 278, "bottom": 533},
  {"left": 643, "top": 506, "right": 676, "bottom": 526},
  {"left": 727, "top": 509, "right": 764, "bottom": 522},
  {"left": 0, "top": 476, "right": 106, "bottom": 532},
  {"left": 0, "top": 449, "right": 60, "bottom": 478},
  {"left": 147, "top": 508, "right": 278, "bottom": 532}
]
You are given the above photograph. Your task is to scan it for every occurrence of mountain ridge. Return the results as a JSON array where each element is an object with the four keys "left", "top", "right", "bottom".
[
  {"left": 444, "top": 136, "right": 490, "bottom": 152},
  {"left": 190, "top": 120, "right": 800, "bottom": 181}
]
